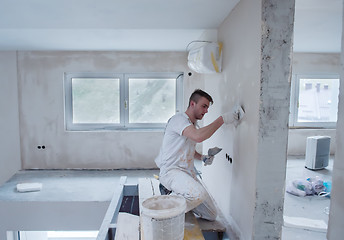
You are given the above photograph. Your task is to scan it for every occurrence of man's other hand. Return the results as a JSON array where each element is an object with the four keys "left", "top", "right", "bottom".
[{"left": 202, "top": 155, "right": 215, "bottom": 166}]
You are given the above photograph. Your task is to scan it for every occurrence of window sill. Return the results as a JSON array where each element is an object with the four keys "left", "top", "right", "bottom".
[
  {"left": 289, "top": 126, "right": 336, "bottom": 130},
  {"left": 65, "top": 128, "right": 165, "bottom": 133}
]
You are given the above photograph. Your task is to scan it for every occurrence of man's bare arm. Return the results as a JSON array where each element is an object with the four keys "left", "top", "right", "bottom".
[
  {"left": 194, "top": 151, "right": 202, "bottom": 160},
  {"left": 183, "top": 116, "right": 224, "bottom": 143}
]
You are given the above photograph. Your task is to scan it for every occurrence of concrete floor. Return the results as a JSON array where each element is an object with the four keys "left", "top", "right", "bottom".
[
  {"left": 0, "top": 157, "right": 333, "bottom": 239},
  {"left": 0, "top": 169, "right": 159, "bottom": 202},
  {"left": 282, "top": 156, "right": 333, "bottom": 240}
]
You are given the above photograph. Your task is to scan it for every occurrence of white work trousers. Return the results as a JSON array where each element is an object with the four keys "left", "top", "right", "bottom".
[{"left": 160, "top": 169, "right": 218, "bottom": 221}]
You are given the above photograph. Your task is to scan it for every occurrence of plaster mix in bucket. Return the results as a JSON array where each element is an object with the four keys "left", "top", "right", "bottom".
[{"left": 141, "top": 195, "right": 186, "bottom": 240}]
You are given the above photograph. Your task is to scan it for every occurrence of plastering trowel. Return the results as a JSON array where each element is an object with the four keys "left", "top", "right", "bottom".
[
  {"left": 195, "top": 147, "right": 222, "bottom": 179},
  {"left": 208, "top": 147, "right": 222, "bottom": 157}
]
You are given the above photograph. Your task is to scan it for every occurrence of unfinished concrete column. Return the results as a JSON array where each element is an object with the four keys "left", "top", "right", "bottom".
[
  {"left": 253, "top": 0, "right": 295, "bottom": 239},
  {"left": 327, "top": 2, "right": 344, "bottom": 239}
]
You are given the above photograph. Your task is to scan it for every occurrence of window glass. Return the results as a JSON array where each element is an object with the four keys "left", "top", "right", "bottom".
[
  {"left": 289, "top": 74, "right": 340, "bottom": 128},
  {"left": 298, "top": 78, "right": 339, "bottom": 123},
  {"left": 64, "top": 73, "right": 183, "bottom": 131},
  {"left": 72, "top": 78, "right": 120, "bottom": 124},
  {"left": 128, "top": 78, "right": 176, "bottom": 123}
]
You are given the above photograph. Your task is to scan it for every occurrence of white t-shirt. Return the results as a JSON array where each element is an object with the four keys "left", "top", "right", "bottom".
[{"left": 155, "top": 112, "right": 198, "bottom": 178}]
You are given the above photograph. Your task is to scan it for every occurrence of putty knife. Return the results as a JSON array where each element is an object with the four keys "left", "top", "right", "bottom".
[{"left": 208, "top": 147, "right": 222, "bottom": 156}]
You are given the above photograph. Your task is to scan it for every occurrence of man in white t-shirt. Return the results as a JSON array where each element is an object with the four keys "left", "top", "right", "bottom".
[{"left": 155, "top": 89, "right": 244, "bottom": 221}]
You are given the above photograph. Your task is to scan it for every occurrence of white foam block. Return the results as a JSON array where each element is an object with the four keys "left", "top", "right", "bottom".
[
  {"left": 284, "top": 216, "right": 327, "bottom": 232},
  {"left": 17, "top": 183, "right": 43, "bottom": 192}
]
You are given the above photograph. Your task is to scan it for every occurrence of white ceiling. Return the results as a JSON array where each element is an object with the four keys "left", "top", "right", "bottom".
[
  {"left": 294, "top": 0, "right": 343, "bottom": 53},
  {"left": 0, "top": 0, "right": 342, "bottom": 52}
]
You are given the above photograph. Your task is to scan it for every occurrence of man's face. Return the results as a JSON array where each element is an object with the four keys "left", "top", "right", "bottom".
[{"left": 193, "top": 97, "right": 210, "bottom": 120}]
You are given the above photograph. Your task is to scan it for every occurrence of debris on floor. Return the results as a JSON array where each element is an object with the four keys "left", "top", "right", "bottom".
[
  {"left": 286, "top": 176, "right": 331, "bottom": 198},
  {"left": 16, "top": 182, "right": 42, "bottom": 192}
]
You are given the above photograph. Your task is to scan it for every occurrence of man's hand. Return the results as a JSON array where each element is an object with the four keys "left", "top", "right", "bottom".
[
  {"left": 202, "top": 155, "right": 215, "bottom": 166},
  {"left": 222, "top": 104, "right": 245, "bottom": 127}
]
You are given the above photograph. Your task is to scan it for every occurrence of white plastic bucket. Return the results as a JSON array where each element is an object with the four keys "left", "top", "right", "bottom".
[{"left": 141, "top": 195, "right": 186, "bottom": 240}]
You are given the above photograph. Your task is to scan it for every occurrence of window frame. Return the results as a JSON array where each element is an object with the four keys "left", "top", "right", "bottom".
[
  {"left": 289, "top": 73, "right": 340, "bottom": 129},
  {"left": 64, "top": 72, "right": 183, "bottom": 131}
]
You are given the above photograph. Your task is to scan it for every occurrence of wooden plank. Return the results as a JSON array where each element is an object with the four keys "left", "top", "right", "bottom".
[
  {"left": 97, "top": 176, "right": 127, "bottom": 240},
  {"left": 138, "top": 178, "right": 154, "bottom": 240},
  {"left": 139, "top": 178, "right": 155, "bottom": 207},
  {"left": 114, "top": 212, "right": 140, "bottom": 240},
  {"left": 138, "top": 178, "right": 161, "bottom": 205},
  {"left": 139, "top": 178, "right": 161, "bottom": 240},
  {"left": 150, "top": 178, "right": 160, "bottom": 196},
  {"left": 184, "top": 212, "right": 205, "bottom": 240}
]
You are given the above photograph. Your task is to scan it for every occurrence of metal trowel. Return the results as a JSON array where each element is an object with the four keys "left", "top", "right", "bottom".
[
  {"left": 195, "top": 147, "right": 223, "bottom": 179},
  {"left": 208, "top": 147, "right": 222, "bottom": 157}
]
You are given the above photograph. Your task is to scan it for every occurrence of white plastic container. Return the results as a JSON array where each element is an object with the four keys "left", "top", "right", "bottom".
[
  {"left": 305, "top": 136, "right": 330, "bottom": 170},
  {"left": 141, "top": 195, "right": 186, "bottom": 240}
]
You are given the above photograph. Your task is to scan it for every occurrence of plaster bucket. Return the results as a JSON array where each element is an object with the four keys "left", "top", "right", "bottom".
[{"left": 141, "top": 195, "right": 186, "bottom": 240}]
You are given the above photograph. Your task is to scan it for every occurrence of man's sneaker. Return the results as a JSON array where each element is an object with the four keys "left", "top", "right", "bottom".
[{"left": 159, "top": 183, "right": 172, "bottom": 195}]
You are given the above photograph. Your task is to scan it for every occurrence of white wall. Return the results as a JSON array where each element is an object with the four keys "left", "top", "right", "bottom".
[
  {"left": 16, "top": 51, "right": 201, "bottom": 169},
  {"left": 288, "top": 53, "right": 340, "bottom": 155},
  {"left": 0, "top": 52, "right": 21, "bottom": 185},
  {"left": 288, "top": 129, "right": 336, "bottom": 155},
  {"left": 202, "top": 0, "right": 261, "bottom": 238},
  {"left": 202, "top": 0, "right": 294, "bottom": 239}
]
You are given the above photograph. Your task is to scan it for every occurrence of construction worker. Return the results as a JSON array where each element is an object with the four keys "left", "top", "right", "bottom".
[{"left": 155, "top": 89, "right": 244, "bottom": 221}]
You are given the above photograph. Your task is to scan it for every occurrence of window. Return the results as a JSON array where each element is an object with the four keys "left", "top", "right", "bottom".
[
  {"left": 64, "top": 72, "right": 183, "bottom": 131},
  {"left": 289, "top": 74, "right": 340, "bottom": 128}
]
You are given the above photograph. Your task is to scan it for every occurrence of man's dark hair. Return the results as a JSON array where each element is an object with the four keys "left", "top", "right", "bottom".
[{"left": 188, "top": 89, "right": 213, "bottom": 107}]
